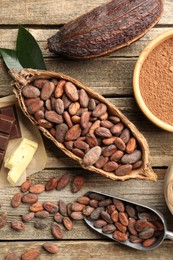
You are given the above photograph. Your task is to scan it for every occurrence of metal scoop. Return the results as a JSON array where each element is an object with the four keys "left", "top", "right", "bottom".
[{"left": 84, "top": 190, "right": 173, "bottom": 251}]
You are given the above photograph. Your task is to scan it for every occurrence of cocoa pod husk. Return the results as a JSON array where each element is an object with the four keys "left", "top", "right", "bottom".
[
  {"left": 47, "top": 0, "right": 163, "bottom": 59},
  {"left": 11, "top": 69, "right": 156, "bottom": 181}
]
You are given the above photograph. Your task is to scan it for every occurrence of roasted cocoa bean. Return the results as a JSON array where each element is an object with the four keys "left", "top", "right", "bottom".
[
  {"left": 95, "top": 156, "right": 109, "bottom": 169},
  {"left": 45, "top": 177, "right": 58, "bottom": 191},
  {"left": 34, "top": 79, "right": 49, "bottom": 89},
  {"left": 94, "top": 219, "right": 107, "bottom": 228},
  {"left": 45, "top": 99, "right": 52, "bottom": 111},
  {"left": 11, "top": 193, "right": 22, "bottom": 208},
  {"left": 121, "top": 150, "right": 142, "bottom": 164},
  {"left": 42, "top": 242, "right": 59, "bottom": 254},
  {"left": 29, "top": 184, "right": 45, "bottom": 194},
  {"left": 56, "top": 123, "right": 69, "bottom": 143},
  {"left": 103, "top": 161, "right": 118, "bottom": 172},
  {"left": 54, "top": 80, "right": 66, "bottom": 98},
  {"left": 102, "top": 136, "right": 117, "bottom": 145},
  {"left": 89, "top": 120, "right": 100, "bottom": 135},
  {"left": 137, "top": 212, "right": 158, "bottom": 222},
  {"left": 71, "top": 202, "right": 85, "bottom": 212},
  {"left": 22, "top": 212, "right": 35, "bottom": 222},
  {"left": 68, "top": 102, "right": 80, "bottom": 115},
  {"left": 102, "top": 224, "right": 116, "bottom": 234},
  {"left": 128, "top": 218, "right": 138, "bottom": 235},
  {"left": 22, "top": 194, "right": 38, "bottom": 204},
  {"left": 130, "top": 235, "right": 143, "bottom": 243},
  {"left": 81, "top": 111, "right": 91, "bottom": 128},
  {"left": 98, "top": 198, "right": 112, "bottom": 207},
  {"left": 57, "top": 173, "right": 70, "bottom": 190},
  {"left": 41, "top": 81, "right": 55, "bottom": 100},
  {"left": 120, "top": 128, "right": 131, "bottom": 144},
  {"left": 114, "top": 137, "right": 126, "bottom": 151},
  {"left": 139, "top": 228, "right": 155, "bottom": 239},
  {"left": 126, "top": 137, "right": 137, "bottom": 154},
  {"left": 34, "top": 110, "right": 44, "bottom": 121},
  {"left": 65, "top": 124, "right": 81, "bottom": 141},
  {"left": 79, "top": 89, "right": 89, "bottom": 108},
  {"left": 45, "top": 111, "right": 64, "bottom": 124},
  {"left": 107, "top": 205, "right": 116, "bottom": 215},
  {"left": 125, "top": 205, "right": 136, "bottom": 218},
  {"left": 82, "top": 206, "right": 95, "bottom": 216},
  {"left": 63, "top": 217, "right": 73, "bottom": 230},
  {"left": 95, "top": 127, "right": 112, "bottom": 138},
  {"left": 90, "top": 207, "right": 104, "bottom": 220},
  {"left": 92, "top": 103, "right": 107, "bottom": 118},
  {"left": 72, "top": 148, "right": 85, "bottom": 158},
  {"left": 88, "top": 98, "right": 96, "bottom": 111},
  {"left": 22, "top": 85, "right": 40, "bottom": 98},
  {"left": 115, "top": 164, "right": 133, "bottom": 176},
  {"left": 113, "top": 199, "right": 125, "bottom": 212},
  {"left": 74, "top": 140, "right": 89, "bottom": 150},
  {"left": 101, "top": 120, "right": 114, "bottom": 129},
  {"left": 132, "top": 160, "right": 143, "bottom": 169},
  {"left": 11, "top": 220, "right": 25, "bottom": 232},
  {"left": 115, "top": 222, "right": 127, "bottom": 233},
  {"left": 27, "top": 100, "right": 44, "bottom": 114},
  {"left": 89, "top": 199, "right": 99, "bottom": 208},
  {"left": 110, "top": 150, "right": 124, "bottom": 162},
  {"left": 55, "top": 98, "right": 64, "bottom": 114},
  {"left": 21, "top": 249, "right": 40, "bottom": 260},
  {"left": 71, "top": 211, "right": 84, "bottom": 220},
  {"left": 111, "top": 122, "right": 124, "bottom": 136},
  {"left": 86, "top": 133, "right": 98, "bottom": 148},
  {"left": 111, "top": 210, "right": 119, "bottom": 223},
  {"left": 102, "top": 145, "right": 117, "bottom": 157},
  {"left": 101, "top": 211, "right": 113, "bottom": 224},
  {"left": 51, "top": 222, "right": 63, "bottom": 239},
  {"left": 43, "top": 202, "right": 59, "bottom": 213},
  {"left": 65, "top": 81, "right": 79, "bottom": 101},
  {"left": 71, "top": 175, "right": 85, "bottom": 193},
  {"left": 142, "top": 237, "right": 157, "bottom": 247},
  {"left": 62, "top": 94, "right": 72, "bottom": 109},
  {"left": 113, "top": 230, "right": 128, "bottom": 241},
  {"left": 63, "top": 111, "right": 73, "bottom": 128}
]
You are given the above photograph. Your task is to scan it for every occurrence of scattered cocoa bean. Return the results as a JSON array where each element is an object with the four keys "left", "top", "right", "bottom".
[
  {"left": 21, "top": 249, "right": 40, "bottom": 260},
  {"left": 11, "top": 220, "right": 25, "bottom": 232},
  {"left": 42, "top": 242, "right": 59, "bottom": 254},
  {"left": 6, "top": 252, "right": 20, "bottom": 260},
  {"left": 43, "top": 202, "right": 59, "bottom": 213},
  {"left": 22, "top": 212, "right": 35, "bottom": 222},
  {"left": 34, "top": 220, "right": 48, "bottom": 230},
  {"left": 11, "top": 193, "right": 22, "bottom": 208},
  {"left": 35, "top": 210, "right": 49, "bottom": 218},
  {"left": 63, "top": 217, "right": 73, "bottom": 230},
  {"left": 51, "top": 222, "right": 63, "bottom": 239},
  {"left": 71, "top": 175, "right": 85, "bottom": 193},
  {"left": 57, "top": 173, "right": 70, "bottom": 190},
  {"left": 45, "top": 177, "right": 58, "bottom": 191},
  {"left": 21, "top": 179, "right": 32, "bottom": 193},
  {"left": 22, "top": 194, "right": 38, "bottom": 204},
  {"left": 29, "top": 184, "right": 45, "bottom": 194}
]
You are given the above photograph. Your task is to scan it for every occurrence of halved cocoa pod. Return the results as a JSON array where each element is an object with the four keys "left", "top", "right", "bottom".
[
  {"left": 11, "top": 69, "right": 156, "bottom": 181},
  {"left": 47, "top": 0, "right": 163, "bottom": 59}
]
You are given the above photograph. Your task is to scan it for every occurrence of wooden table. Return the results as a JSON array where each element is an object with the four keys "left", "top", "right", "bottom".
[{"left": 0, "top": 1, "right": 173, "bottom": 259}]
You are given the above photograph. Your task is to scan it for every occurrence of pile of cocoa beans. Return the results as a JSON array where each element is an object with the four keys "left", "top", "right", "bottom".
[{"left": 22, "top": 78, "right": 142, "bottom": 176}]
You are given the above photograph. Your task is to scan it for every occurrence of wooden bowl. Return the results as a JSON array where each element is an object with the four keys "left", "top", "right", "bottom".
[{"left": 133, "top": 30, "right": 173, "bottom": 132}]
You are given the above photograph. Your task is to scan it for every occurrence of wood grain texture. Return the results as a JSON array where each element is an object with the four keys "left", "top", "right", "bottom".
[
  {"left": 0, "top": 0, "right": 171, "bottom": 25},
  {"left": 1, "top": 241, "right": 173, "bottom": 260}
]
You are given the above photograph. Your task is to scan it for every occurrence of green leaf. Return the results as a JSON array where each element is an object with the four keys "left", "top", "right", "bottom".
[
  {"left": 16, "top": 25, "right": 47, "bottom": 70},
  {"left": 0, "top": 48, "right": 23, "bottom": 71}
]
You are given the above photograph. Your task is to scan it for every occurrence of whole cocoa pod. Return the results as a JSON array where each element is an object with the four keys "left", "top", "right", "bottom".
[{"left": 47, "top": 0, "right": 163, "bottom": 59}]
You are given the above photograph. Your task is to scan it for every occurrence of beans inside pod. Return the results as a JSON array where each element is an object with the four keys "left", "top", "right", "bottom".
[{"left": 11, "top": 69, "right": 156, "bottom": 181}]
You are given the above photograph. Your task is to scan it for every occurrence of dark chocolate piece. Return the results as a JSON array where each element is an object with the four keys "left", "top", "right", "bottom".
[
  {"left": 0, "top": 105, "right": 21, "bottom": 139},
  {"left": 0, "top": 114, "right": 15, "bottom": 167}
]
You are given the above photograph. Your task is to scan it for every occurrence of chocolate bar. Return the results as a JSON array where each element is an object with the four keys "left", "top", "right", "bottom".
[
  {"left": 0, "top": 114, "right": 15, "bottom": 167},
  {"left": 0, "top": 105, "right": 21, "bottom": 139}
]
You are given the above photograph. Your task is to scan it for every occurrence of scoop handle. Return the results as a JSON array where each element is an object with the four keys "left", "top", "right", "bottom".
[{"left": 166, "top": 230, "right": 173, "bottom": 240}]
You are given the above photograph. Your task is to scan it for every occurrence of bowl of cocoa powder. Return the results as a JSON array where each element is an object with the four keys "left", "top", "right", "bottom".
[{"left": 133, "top": 30, "right": 173, "bottom": 132}]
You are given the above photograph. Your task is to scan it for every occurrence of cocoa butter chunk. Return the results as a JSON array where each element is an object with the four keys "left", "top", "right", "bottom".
[
  {"left": 83, "top": 146, "right": 102, "bottom": 166},
  {"left": 47, "top": 0, "right": 163, "bottom": 59}
]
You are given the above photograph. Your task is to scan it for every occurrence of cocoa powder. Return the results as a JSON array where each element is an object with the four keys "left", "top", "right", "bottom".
[{"left": 140, "top": 37, "right": 173, "bottom": 125}]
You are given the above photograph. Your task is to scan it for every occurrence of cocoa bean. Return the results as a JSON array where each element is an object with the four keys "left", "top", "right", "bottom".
[
  {"left": 115, "top": 222, "right": 127, "bottom": 233},
  {"left": 109, "top": 116, "right": 121, "bottom": 124},
  {"left": 34, "top": 79, "right": 49, "bottom": 89},
  {"left": 71, "top": 211, "right": 84, "bottom": 220},
  {"left": 11, "top": 193, "right": 22, "bottom": 208},
  {"left": 67, "top": 203, "right": 73, "bottom": 217},
  {"left": 11, "top": 220, "right": 25, "bottom": 232},
  {"left": 83, "top": 146, "right": 102, "bottom": 166},
  {"left": 125, "top": 205, "right": 136, "bottom": 218},
  {"left": 92, "top": 103, "right": 107, "bottom": 118},
  {"left": 72, "top": 148, "right": 85, "bottom": 158},
  {"left": 71, "top": 115, "right": 81, "bottom": 124},
  {"left": 89, "top": 199, "right": 99, "bottom": 208},
  {"left": 30, "top": 203, "right": 43, "bottom": 212},
  {"left": 111, "top": 122, "right": 124, "bottom": 135},
  {"left": 41, "top": 81, "right": 55, "bottom": 100},
  {"left": 42, "top": 242, "right": 59, "bottom": 254},
  {"left": 142, "top": 237, "right": 157, "bottom": 247},
  {"left": 45, "top": 99, "right": 52, "bottom": 111},
  {"left": 137, "top": 212, "right": 158, "bottom": 222},
  {"left": 57, "top": 173, "right": 70, "bottom": 190},
  {"left": 102, "top": 224, "right": 116, "bottom": 234},
  {"left": 65, "top": 81, "right": 79, "bottom": 101},
  {"left": 113, "top": 199, "right": 125, "bottom": 212},
  {"left": 71, "top": 175, "right": 85, "bottom": 193},
  {"left": 63, "top": 217, "right": 73, "bottom": 230},
  {"left": 102, "top": 136, "right": 117, "bottom": 146},
  {"left": 21, "top": 249, "right": 40, "bottom": 260},
  {"left": 119, "top": 212, "right": 129, "bottom": 226},
  {"left": 25, "top": 97, "right": 40, "bottom": 107},
  {"left": 45, "top": 177, "right": 58, "bottom": 191},
  {"left": 86, "top": 133, "right": 98, "bottom": 148},
  {"left": 79, "top": 89, "right": 89, "bottom": 108},
  {"left": 81, "top": 111, "right": 91, "bottom": 128},
  {"left": 101, "top": 211, "right": 113, "bottom": 224},
  {"left": 45, "top": 111, "right": 64, "bottom": 124},
  {"left": 54, "top": 80, "right": 66, "bottom": 98},
  {"left": 43, "top": 202, "right": 59, "bottom": 213},
  {"left": 110, "top": 150, "right": 124, "bottom": 162},
  {"left": 135, "top": 220, "right": 156, "bottom": 232},
  {"left": 126, "top": 137, "right": 137, "bottom": 154},
  {"left": 62, "top": 94, "right": 72, "bottom": 109},
  {"left": 71, "top": 202, "right": 85, "bottom": 212},
  {"left": 113, "top": 230, "right": 128, "bottom": 241},
  {"left": 29, "top": 184, "right": 45, "bottom": 194},
  {"left": 102, "top": 145, "right": 117, "bottom": 157},
  {"left": 128, "top": 218, "right": 138, "bottom": 236},
  {"left": 81, "top": 122, "right": 92, "bottom": 136},
  {"left": 27, "top": 100, "right": 44, "bottom": 114},
  {"left": 51, "top": 222, "right": 63, "bottom": 239},
  {"left": 34, "top": 110, "right": 44, "bottom": 121},
  {"left": 59, "top": 199, "right": 67, "bottom": 216},
  {"left": 55, "top": 98, "right": 64, "bottom": 114},
  {"left": 64, "top": 141, "right": 74, "bottom": 150},
  {"left": 95, "top": 127, "right": 112, "bottom": 138},
  {"left": 111, "top": 210, "right": 119, "bottom": 223},
  {"left": 121, "top": 150, "right": 142, "bottom": 164},
  {"left": 68, "top": 102, "right": 80, "bottom": 115},
  {"left": 89, "top": 192, "right": 105, "bottom": 201},
  {"left": 98, "top": 199, "right": 112, "bottom": 207},
  {"left": 35, "top": 211, "right": 49, "bottom": 218},
  {"left": 56, "top": 123, "right": 69, "bottom": 143},
  {"left": 22, "top": 85, "right": 40, "bottom": 98},
  {"left": 103, "top": 161, "right": 118, "bottom": 172},
  {"left": 82, "top": 206, "right": 95, "bottom": 216},
  {"left": 114, "top": 137, "right": 126, "bottom": 151},
  {"left": 22, "top": 194, "right": 38, "bottom": 204},
  {"left": 130, "top": 235, "right": 143, "bottom": 243},
  {"left": 120, "top": 128, "right": 131, "bottom": 144},
  {"left": 89, "top": 120, "right": 100, "bottom": 135},
  {"left": 54, "top": 213, "right": 63, "bottom": 223},
  {"left": 74, "top": 140, "right": 89, "bottom": 150},
  {"left": 34, "top": 220, "right": 48, "bottom": 229},
  {"left": 94, "top": 219, "right": 107, "bottom": 228},
  {"left": 76, "top": 107, "right": 88, "bottom": 116},
  {"left": 139, "top": 228, "right": 155, "bottom": 239},
  {"left": 88, "top": 99, "right": 96, "bottom": 111},
  {"left": 90, "top": 207, "right": 105, "bottom": 220},
  {"left": 132, "top": 160, "right": 143, "bottom": 169},
  {"left": 22, "top": 212, "right": 35, "bottom": 222},
  {"left": 115, "top": 164, "right": 132, "bottom": 176},
  {"left": 65, "top": 124, "right": 81, "bottom": 141},
  {"left": 101, "top": 120, "right": 114, "bottom": 128},
  {"left": 107, "top": 205, "right": 116, "bottom": 215},
  {"left": 95, "top": 156, "right": 109, "bottom": 169}
]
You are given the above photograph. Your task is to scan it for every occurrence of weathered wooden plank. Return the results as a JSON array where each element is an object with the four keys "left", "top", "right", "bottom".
[
  {"left": 1, "top": 240, "right": 173, "bottom": 260},
  {"left": 0, "top": 169, "right": 172, "bottom": 240},
  {"left": 0, "top": 27, "right": 172, "bottom": 58},
  {"left": 0, "top": 0, "right": 171, "bottom": 25}
]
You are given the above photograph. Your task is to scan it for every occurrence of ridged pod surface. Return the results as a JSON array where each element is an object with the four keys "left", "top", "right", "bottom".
[{"left": 47, "top": 0, "right": 163, "bottom": 59}]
